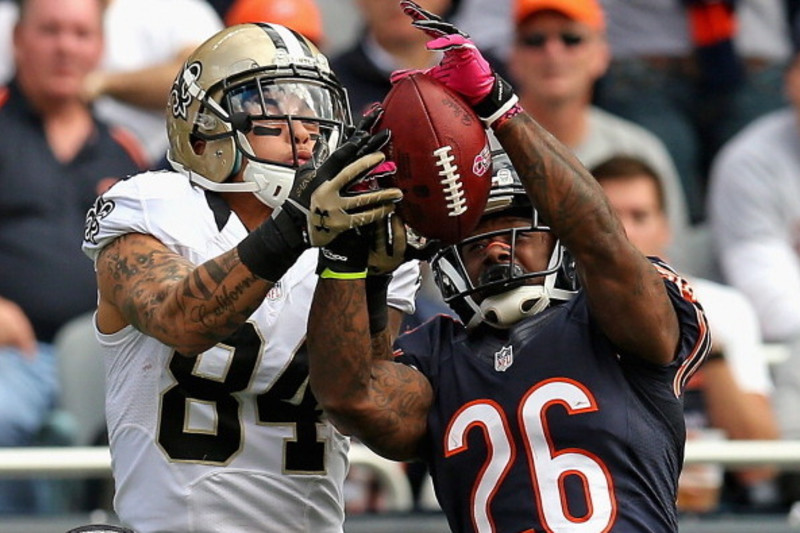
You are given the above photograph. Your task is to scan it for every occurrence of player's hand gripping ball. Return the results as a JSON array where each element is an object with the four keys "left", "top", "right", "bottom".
[{"left": 377, "top": 73, "right": 492, "bottom": 245}]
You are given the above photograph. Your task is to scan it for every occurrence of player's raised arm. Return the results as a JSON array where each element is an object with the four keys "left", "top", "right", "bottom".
[
  {"left": 494, "top": 114, "right": 679, "bottom": 364},
  {"left": 91, "top": 128, "right": 400, "bottom": 357},
  {"left": 398, "top": 0, "right": 679, "bottom": 364}
]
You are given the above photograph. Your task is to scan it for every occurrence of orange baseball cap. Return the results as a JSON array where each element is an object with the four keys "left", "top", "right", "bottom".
[
  {"left": 225, "top": 0, "right": 324, "bottom": 46},
  {"left": 514, "top": 0, "right": 605, "bottom": 30}
]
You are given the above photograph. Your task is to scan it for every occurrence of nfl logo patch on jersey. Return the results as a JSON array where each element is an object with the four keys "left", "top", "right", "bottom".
[
  {"left": 267, "top": 281, "right": 284, "bottom": 301},
  {"left": 494, "top": 345, "right": 514, "bottom": 372}
]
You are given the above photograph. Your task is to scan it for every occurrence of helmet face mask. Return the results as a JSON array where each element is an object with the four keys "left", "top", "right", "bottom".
[
  {"left": 166, "top": 23, "right": 351, "bottom": 208},
  {"left": 431, "top": 151, "right": 578, "bottom": 329},
  {"left": 221, "top": 76, "right": 347, "bottom": 166}
]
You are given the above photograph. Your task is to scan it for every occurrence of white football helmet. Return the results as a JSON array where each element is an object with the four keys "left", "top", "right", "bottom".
[
  {"left": 166, "top": 23, "right": 351, "bottom": 208},
  {"left": 431, "top": 150, "right": 579, "bottom": 329}
]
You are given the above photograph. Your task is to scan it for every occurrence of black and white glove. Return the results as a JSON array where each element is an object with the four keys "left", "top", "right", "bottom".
[
  {"left": 238, "top": 129, "right": 402, "bottom": 283},
  {"left": 279, "top": 129, "right": 402, "bottom": 247},
  {"left": 392, "top": 0, "right": 520, "bottom": 129},
  {"left": 316, "top": 228, "right": 370, "bottom": 280},
  {"left": 367, "top": 213, "right": 442, "bottom": 276}
]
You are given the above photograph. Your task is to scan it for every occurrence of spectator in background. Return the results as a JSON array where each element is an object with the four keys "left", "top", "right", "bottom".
[
  {"left": 80, "top": 0, "right": 222, "bottom": 167},
  {"left": 709, "top": 46, "right": 800, "bottom": 357},
  {"left": 331, "top": 0, "right": 461, "bottom": 116},
  {"left": 708, "top": 47, "right": 800, "bottom": 504},
  {"left": 507, "top": 0, "right": 693, "bottom": 273},
  {"left": 0, "top": 0, "right": 144, "bottom": 514},
  {"left": 593, "top": 155, "right": 781, "bottom": 513},
  {"left": 596, "top": 0, "right": 792, "bottom": 224},
  {"left": 451, "top": 0, "right": 513, "bottom": 60},
  {"left": 0, "top": 298, "right": 35, "bottom": 358},
  {"left": 224, "top": 0, "right": 324, "bottom": 47}
]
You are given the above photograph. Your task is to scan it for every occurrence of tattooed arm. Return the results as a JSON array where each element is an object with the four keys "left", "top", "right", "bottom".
[
  {"left": 495, "top": 113, "right": 680, "bottom": 365},
  {"left": 308, "top": 278, "right": 432, "bottom": 461},
  {"left": 96, "top": 232, "right": 271, "bottom": 357}
]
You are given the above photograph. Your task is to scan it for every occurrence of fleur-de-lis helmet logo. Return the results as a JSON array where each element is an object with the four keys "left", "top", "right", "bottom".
[{"left": 170, "top": 61, "right": 202, "bottom": 121}]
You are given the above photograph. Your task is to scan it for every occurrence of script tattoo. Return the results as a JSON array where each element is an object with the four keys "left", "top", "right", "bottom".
[{"left": 98, "top": 233, "right": 268, "bottom": 355}]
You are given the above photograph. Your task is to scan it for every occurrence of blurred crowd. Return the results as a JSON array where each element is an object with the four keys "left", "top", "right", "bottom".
[{"left": 2, "top": 0, "right": 800, "bottom": 522}]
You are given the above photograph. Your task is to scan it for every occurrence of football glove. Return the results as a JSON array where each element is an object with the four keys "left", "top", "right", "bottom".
[
  {"left": 238, "top": 129, "right": 402, "bottom": 283},
  {"left": 395, "top": 0, "right": 520, "bottom": 129},
  {"left": 368, "top": 214, "right": 443, "bottom": 276},
  {"left": 279, "top": 128, "right": 402, "bottom": 247}
]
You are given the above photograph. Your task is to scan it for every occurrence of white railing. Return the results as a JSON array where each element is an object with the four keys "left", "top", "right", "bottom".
[
  {"left": 0, "top": 444, "right": 415, "bottom": 511},
  {"left": 684, "top": 440, "right": 800, "bottom": 468},
  {"left": 0, "top": 441, "right": 800, "bottom": 477},
  {"left": 2, "top": 441, "right": 800, "bottom": 515},
  {"left": 0, "top": 447, "right": 110, "bottom": 477},
  {"left": 2, "top": 440, "right": 800, "bottom": 476}
]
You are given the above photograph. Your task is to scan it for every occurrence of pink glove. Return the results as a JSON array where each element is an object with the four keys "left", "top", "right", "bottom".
[
  {"left": 347, "top": 160, "right": 397, "bottom": 193},
  {"left": 388, "top": 35, "right": 495, "bottom": 107},
  {"left": 424, "top": 34, "right": 495, "bottom": 106},
  {"left": 395, "top": 0, "right": 520, "bottom": 129}
]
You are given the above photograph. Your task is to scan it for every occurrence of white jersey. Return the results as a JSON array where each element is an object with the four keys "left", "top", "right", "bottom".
[{"left": 82, "top": 171, "right": 420, "bottom": 533}]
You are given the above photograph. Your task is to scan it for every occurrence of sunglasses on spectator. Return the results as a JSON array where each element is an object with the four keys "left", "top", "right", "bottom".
[{"left": 518, "top": 32, "right": 586, "bottom": 48}]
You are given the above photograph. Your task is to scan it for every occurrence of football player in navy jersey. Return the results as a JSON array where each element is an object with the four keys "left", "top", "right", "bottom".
[{"left": 306, "top": 2, "right": 711, "bottom": 532}]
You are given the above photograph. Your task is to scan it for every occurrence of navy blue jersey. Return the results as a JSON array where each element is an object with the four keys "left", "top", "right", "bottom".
[{"left": 395, "top": 261, "right": 709, "bottom": 533}]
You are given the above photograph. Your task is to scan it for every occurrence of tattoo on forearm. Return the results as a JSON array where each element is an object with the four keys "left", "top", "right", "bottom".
[
  {"left": 99, "top": 233, "right": 267, "bottom": 348},
  {"left": 188, "top": 274, "right": 262, "bottom": 330},
  {"left": 370, "top": 329, "right": 393, "bottom": 361},
  {"left": 310, "top": 280, "right": 429, "bottom": 458},
  {"left": 499, "top": 114, "right": 620, "bottom": 245}
]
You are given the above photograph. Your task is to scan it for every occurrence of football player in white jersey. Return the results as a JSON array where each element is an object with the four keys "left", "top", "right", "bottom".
[{"left": 81, "top": 23, "right": 419, "bottom": 533}]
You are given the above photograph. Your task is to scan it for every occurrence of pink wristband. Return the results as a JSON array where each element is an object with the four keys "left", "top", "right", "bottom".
[{"left": 490, "top": 102, "right": 523, "bottom": 131}]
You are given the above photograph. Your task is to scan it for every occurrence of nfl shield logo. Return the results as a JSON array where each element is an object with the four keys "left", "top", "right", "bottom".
[
  {"left": 267, "top": 281, "right": 284, "bottom": 301},
  {"left": 494, "top": 345, "right": 514, "bottom": 372}
]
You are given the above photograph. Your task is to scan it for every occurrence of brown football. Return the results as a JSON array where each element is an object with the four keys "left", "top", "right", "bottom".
[{"left": 377, "top": 73, "right": 492, "bottom": 245}]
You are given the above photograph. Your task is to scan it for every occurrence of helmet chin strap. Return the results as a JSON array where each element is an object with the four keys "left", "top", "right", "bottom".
[
  {"left": 237, "top": 132, "right": 294, "bottom": 208},
  {"left": 480, "top": 285, "right": 551, "bottom": 329},
  {"left": 242, "top": 160, "right": 294, "bottom": 208},
  {"left": 477, "top": 246, "right": 562, "bottom": 329}
]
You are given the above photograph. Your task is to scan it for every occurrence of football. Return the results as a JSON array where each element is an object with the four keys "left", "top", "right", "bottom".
[{"left": 377, "top": 73, "right": 492, "bottom": 245}]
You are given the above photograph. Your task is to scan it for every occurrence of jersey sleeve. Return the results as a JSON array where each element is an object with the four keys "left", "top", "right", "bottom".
[
  {"left": 82, "top": 172, "right": 211, "bottom": 265},
  {"left": 83, "top": 177, "right": 149, "bottom": 263},
  {"left": 651, "top": 258, "right": 712, "bottom": 396},
  {"left": 387, "top": 260, "right": 421, "bottom": 315}
]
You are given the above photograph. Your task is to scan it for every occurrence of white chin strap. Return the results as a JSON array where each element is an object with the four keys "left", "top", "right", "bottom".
[
  {"left": 480, "top": 285, "right": 551, "bottom": 329},
  {"left": 181, "top": 162, "right": 293, "bottom": 209},
  {"left": 477, "top": 243, "right": 567, "bottom": 329},
  {"left": 237, "top": 132, "right": 293, "bottom": 208},
  {"left": 241, "top": 161, "right": 294, "bottom": 208}
]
